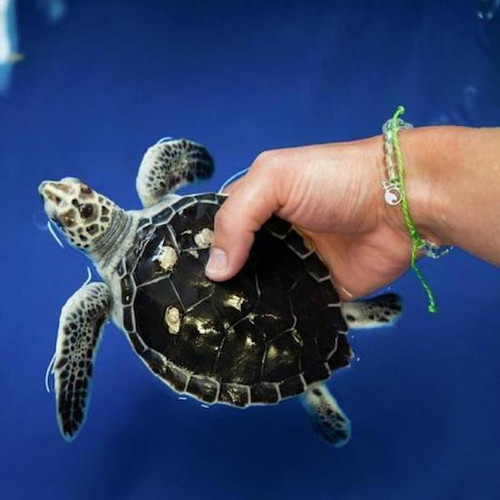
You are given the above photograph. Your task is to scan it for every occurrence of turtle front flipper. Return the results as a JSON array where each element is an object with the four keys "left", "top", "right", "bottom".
[
  {"left": 300, "top": 383, "right": 351, "bottom": 447},
  {"left": 52, "top": 282, "right": 111, "bottom": 441},
  {"left": 136, "top": 138, "right": 214, "bottom": 208},
  {"left": 341, "top": 293, "right": 402, "bottom": 329}
]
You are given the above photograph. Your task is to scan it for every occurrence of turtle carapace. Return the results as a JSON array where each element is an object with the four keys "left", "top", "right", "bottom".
[{"left": 39, "top": 139, "right": 402, "bottom": 445}]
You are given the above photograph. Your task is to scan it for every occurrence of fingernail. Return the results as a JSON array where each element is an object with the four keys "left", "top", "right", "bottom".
[{"left": 206, "top": 247, "right": 228, "bottom": 275}]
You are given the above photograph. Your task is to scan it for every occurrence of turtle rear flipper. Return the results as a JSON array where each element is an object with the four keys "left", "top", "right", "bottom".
[
  {"left": 341, "top": 293, "right": 402, "bottom": 329},
  {"left": 301, "top": 383, "right": 351, "bottom": 447},
  {"left": 136, "top": 138, "right": 214, "bottom": 208},
  {"left": 52, "top": 283, "right": 111, "bottom": 441}
]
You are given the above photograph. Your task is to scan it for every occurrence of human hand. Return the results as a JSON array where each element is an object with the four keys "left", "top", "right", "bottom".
[{"left": 205, "top": 137, "right": 415, "bottom": 299}]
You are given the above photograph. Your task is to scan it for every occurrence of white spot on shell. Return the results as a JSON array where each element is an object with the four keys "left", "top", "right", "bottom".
[
  {"left": 154, "top": 244, "right": 178, "bottom": 272},
  {"left": 165, "top": 306, "right": 181, "bottom": 334},
  {"left": 197, "top": 322, "right": 217, "bottom": 335},
  {"left": 245, "top": 336, "right": 256, "bottom": 348},
  {"left": 224, "top": 294, "right": 244, "bottom": 311},
  {"left": 194, "top": 228, "right": 213, "bottom": 248},
  {"left": 185, "top": 316, "right": 218, "bottom": 335},
  {"left": 267, "top": 344, "right": 278, "bottom": 361}
]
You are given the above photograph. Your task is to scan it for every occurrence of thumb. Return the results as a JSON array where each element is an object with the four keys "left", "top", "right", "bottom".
[{"left": 206, "top": 160, "right": 282, "bottom": 281}]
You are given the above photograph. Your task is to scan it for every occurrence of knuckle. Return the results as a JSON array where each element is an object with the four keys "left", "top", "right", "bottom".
[
  {"left": 250, "top": 150, "right": 285, "bottom": 203},
  {"left": 252, "top": 150, "right": 283, "bottom": 173}
]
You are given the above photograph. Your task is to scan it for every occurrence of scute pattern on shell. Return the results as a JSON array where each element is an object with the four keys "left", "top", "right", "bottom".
[{"left": 119, "top": 194, "right": 352, "bottom": 407}]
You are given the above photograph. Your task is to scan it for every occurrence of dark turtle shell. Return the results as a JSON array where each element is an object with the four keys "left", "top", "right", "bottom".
[{"left": 117, "top": 194, "right": 352, "bottom": 407}]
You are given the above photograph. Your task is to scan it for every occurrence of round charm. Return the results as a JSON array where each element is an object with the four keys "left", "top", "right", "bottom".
[{"left": 382, "top": 182, "right": 402, "bottom": 206}]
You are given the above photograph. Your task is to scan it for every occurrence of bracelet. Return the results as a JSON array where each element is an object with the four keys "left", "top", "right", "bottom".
[
  {"left": 382, "top": 106, "right": 452, "bottom": 313},
  {"left": 382, "top": 114, "right": 453, "bottom": 259}
]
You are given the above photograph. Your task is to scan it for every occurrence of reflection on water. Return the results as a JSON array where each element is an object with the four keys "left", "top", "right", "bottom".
[
  {"left": 38, "top": 0, "right": 67, "bottom": 24},
  {"left": 477, "top": 0, "right": 500, "bottom": 20},
  {"left": 429, "top": 5, "right": 500, "bottom": 127},
  {"left": 0, "top": 0, "right": 68, "bottom": 93},
  {"left": 0, "top": 0, "right": 19, "bottom": 93}
]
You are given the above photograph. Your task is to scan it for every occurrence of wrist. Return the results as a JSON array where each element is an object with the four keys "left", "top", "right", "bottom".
[{"left": 382, "top": 126, "right": 458, "bottom": 248}]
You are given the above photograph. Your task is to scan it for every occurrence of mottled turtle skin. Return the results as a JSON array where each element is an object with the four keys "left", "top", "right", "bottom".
[{"left": 118, "top": 193, "right": 352, "bottom": 407}]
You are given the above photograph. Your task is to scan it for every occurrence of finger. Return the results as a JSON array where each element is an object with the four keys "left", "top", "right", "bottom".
[{"left": 206, "top": 163, "right": 282, "bottom": 281}]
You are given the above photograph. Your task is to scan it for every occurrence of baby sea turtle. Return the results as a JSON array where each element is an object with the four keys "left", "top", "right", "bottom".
[{"left": 39, "top": 139, "right": 402, "bottom": 446}]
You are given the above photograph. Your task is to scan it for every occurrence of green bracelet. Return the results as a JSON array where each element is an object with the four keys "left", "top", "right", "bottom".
[{"left": 382, "top": 106, "right": 451, "bottom": 313}]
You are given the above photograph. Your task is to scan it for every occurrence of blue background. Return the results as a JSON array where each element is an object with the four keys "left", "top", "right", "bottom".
[{"left": 1, "top": 1, "right": 499, "bottom": 498}]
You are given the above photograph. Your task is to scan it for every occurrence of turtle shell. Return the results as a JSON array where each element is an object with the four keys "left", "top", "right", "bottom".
[{"left": 118, "top": 193, "right": 352, "bottom": 407}]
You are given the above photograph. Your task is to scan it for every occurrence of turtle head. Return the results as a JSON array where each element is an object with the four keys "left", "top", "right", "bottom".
[{"left": 38, "top": 178, "right": 118, "bottom": 252}]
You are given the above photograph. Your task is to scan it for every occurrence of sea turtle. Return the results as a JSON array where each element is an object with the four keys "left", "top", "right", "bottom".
[{"left": 39, "top": 138, "right": 402, "bottom": 446}]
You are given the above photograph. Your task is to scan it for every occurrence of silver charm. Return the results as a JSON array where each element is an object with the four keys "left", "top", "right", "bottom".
[{"left": 382, "top": 181, "right": 402, "bottom": 206}]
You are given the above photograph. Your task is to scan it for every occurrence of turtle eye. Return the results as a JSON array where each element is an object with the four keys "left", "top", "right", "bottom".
[
  {"left": 47, "top": 193, "right": 62, "bottom": 204},
  {"left": 80, "top": 204, "right": 94, "bottom": 219}
]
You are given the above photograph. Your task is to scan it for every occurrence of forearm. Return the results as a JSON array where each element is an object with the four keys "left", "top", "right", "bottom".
[{"left": 391, "top": 126, "right": 500, "bottom": 266}]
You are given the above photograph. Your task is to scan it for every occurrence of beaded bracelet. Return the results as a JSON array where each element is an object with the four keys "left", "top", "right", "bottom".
[{"left": 382, "top": 106, "right": 452, "bottom": 313}]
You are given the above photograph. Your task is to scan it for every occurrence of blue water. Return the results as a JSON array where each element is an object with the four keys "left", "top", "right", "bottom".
[{"left": 1, "top": 1, "right": 499, "bottom": 498}]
